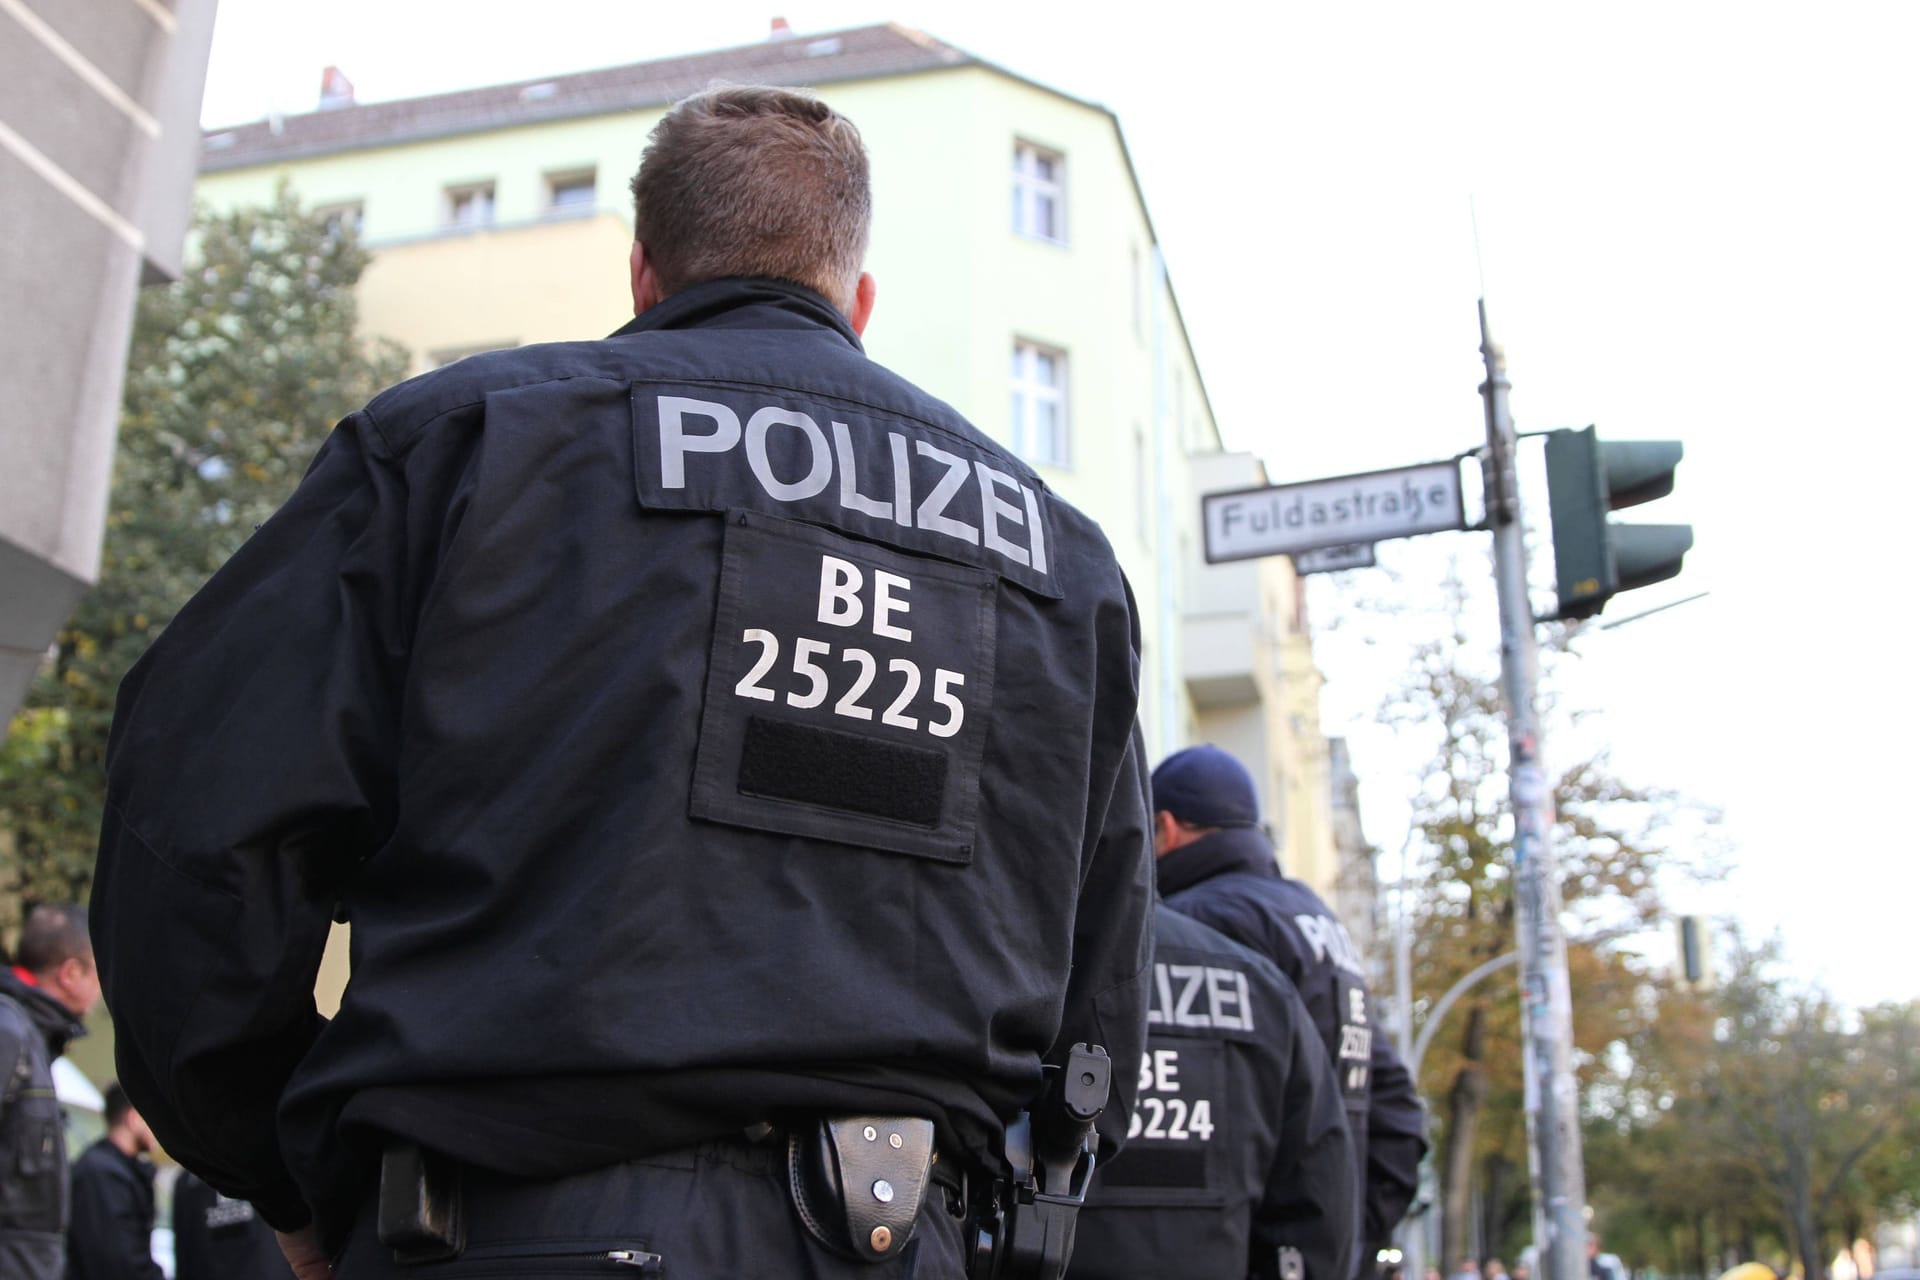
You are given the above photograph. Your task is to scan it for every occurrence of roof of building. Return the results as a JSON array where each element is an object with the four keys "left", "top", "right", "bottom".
[
  {"left": 202, "top": 24, "right": 1001, "bottom": 171},
  {"left": 195, "top": 22, "right": 1223, "bottom": 444}
]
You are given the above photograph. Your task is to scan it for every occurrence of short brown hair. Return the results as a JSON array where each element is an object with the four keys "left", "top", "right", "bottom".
[
  {"left": 17, "top": 903, "right": 90, "bottom": 975},
  {"left": 629, "top": 85, "right": 871, "bottom": 309}
]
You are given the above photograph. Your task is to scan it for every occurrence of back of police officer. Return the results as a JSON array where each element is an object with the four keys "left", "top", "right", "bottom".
[
  {"left": 92, "top": 85, "right": 1154, "bottom": 1278},
  {"left": 1070, "top": 904, "right": 1356, "bottom": 1280},
  {"left": 1151, "top": 747, "right": 1426, "bottom": 1278}
]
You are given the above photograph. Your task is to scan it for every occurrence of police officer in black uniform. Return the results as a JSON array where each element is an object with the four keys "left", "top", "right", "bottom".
[
  {"left": 173, "top": 1171, "right": 296, "bottom": 1280},
  {"left": 1069, "top": 903, "right": 1357, "bottom": 1280},
  {"left": 91, "top": 85, "right": 1153, "bottom": 1278},
  {"left": 1150, "top": 747, "right": 1427, "bottom": 1278}
]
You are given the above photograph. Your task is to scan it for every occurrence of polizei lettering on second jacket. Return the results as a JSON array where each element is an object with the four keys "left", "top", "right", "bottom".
[{"left": 632, "top": 384, "right": 1060, "bottom": 598}]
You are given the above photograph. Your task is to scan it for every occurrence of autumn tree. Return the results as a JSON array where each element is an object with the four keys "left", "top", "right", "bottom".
[
  {"left": 1382, "top": 566, "right": 1717, "bottom": 1268},
  {"left": 0, "top": 186, "right": 405, "bottom": 926}
]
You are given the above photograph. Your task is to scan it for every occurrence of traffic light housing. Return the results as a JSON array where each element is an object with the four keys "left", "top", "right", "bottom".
[
  {"left": 1675, "top": 914, "right": 1713, "bottom": 989},
  {"left": 1544, "top": 425, "right": 1693, "bottom": 620}
]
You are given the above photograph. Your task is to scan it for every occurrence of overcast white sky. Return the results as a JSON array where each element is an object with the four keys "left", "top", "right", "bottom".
[{"left": 201, "top": 1, "right": 1920, "bottom": 1008}]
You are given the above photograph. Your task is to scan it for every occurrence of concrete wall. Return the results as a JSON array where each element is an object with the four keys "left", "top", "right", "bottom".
[{"left": 0, "top": 0, "right": 220, "bottom": 719}]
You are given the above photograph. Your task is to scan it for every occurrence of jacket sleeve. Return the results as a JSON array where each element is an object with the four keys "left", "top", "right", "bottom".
[
  {"left": 92, "top": 414, "right": 414, "bottom": 1231},
  {"left": 1363, "top": 1025, "right": 1428, "bottom": 1242},
  {"left": 67, "top": 1157, "right": 166, "bottom": 1280},
  {"left": 0, "top": 1007, "right": 26, "bottom": 1129},
  {"left": 1254, "top": 975, "right": 1358, "bottom": 1280},
  {"left": 1049, "top": 575, "right": 1153, "bottom": 1162}
]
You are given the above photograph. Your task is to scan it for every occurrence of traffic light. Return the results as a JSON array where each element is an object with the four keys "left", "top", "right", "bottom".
[
  {"left": 1543, "top": 425, "right": 1693, "bottom": 620},
  {"left": 1675, "top": 915, "right": 1713, "bottom": 989}
]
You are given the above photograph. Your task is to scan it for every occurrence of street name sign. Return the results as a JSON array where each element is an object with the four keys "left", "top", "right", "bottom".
[
  {"left": 1202, "top": 459, "right": 1465, "bottom": 563},
  {"left": 1293, "top": 542, "right": 1377, "bottom": 575}
]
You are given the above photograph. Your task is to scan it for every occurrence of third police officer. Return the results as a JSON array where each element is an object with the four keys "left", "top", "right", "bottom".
[
  {"left": 1152, "top": 747, "right": 1428, "bottom": 1276},
  {"left": 1070, "top": 903, "right": 1357, "bottom": 1280}
]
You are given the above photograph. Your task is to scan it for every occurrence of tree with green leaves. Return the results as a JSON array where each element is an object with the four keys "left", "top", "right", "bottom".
[
  {"left": 1381, "top": 566, "right": 1719, "bottom": 1270},
  {"left": 0, "top": 186, "right": 405, "bottom": 930},
  {"left": 1579, "top": 936, "right": 1919, "bottom": 1280}
]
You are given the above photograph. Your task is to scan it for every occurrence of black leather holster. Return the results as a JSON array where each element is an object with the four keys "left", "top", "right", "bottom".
[{"left": 787, "top": 1115, "right": 938, "bottom": 1263}]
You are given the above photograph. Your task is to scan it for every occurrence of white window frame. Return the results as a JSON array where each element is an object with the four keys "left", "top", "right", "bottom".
[
  {"left": 1130, "top": 243, "right": 1144, "bottom": 342},
  {"left": 443, "top": 181, "right": 496, "bottom": 230},
  {"left": 1135, "top": 423, "right": 1151, "bottom": 547},
  {"left": 1011, "top": 340, "right": 1070, "bottom": 468},
  {"left": 1012, "top": 142, "right": 1065, "bottom": 244},
  {"left": 314, "top": 201, "right": 364, "bottom": 239},
  {"left": 543, "top": 168, "right": 597, "bottom": 215}
]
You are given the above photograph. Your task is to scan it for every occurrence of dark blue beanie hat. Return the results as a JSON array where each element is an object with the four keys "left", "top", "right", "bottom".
[{"left": 1150, "top": 745, "right": 1260, "bottom": 828}]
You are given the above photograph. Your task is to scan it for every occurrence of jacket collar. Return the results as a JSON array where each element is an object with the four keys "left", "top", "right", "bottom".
[
  {"left": 0, "top": 967, "right": 85, "bottom": 1057},
  {"left": 1155, "top": 825, "right": 1281, "bottom": 897},
  {"left": 609, "top": 276, "right": 864, "bottom": 352}
]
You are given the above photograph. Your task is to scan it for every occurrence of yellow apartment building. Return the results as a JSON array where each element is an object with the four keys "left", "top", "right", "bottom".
[{"left": 192, "top": 23, "right": 1343, "bottom": 929}]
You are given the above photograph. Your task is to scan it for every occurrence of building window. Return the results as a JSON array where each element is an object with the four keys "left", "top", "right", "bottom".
[
  {"left": 1011, "top": 341, "right": 1069, "bottom": 467},
  {"left": 314, "top": 202, "right": 364, "bottom": 239},
  {"left": 1012, "top": 142, "right": 1064, "bottom": 243},
  {"left": 1130, "top": 243, "right": 1143, "bottom": 342},
  {"left": 544, "top": 168, "right": 596, "bottom": 214},
  {"left": 1135, "top": 424, "right": 1151, "bottom": 546},
  {"left": 444, "top": 182, "right": 496, "bottom": 230}
]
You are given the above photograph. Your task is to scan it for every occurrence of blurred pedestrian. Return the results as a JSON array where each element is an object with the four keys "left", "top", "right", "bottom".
[
  {"left": 0, "top": 903, "right": 99, "bottom": 1279},
  {"left": 66, "top": 1083, "right": 163, "bottom": 1279}
]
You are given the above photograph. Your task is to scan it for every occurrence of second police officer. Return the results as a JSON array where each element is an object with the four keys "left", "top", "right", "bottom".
[
  {"left": 1151, "top": 746, "right": 1429, "bottom": 1276},
  {"left": 1070, "top": 902, "right": 1358, "bottom": 1280}
]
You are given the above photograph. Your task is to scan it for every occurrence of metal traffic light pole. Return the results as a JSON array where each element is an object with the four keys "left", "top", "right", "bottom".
[{"left": 1477, "top": 301, "right": 1590, "bottom": 1280}]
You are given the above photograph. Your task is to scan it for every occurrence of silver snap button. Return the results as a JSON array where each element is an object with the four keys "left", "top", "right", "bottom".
[
  {"left": 873, "top": 1179, "right": 895, "bottom": 1203},
  {"left": 889, "top": 1132, "right": 903, "bottom": 1149},
  {"left": 863, "top": 1125, "right": 877, "bottom": 1141}
]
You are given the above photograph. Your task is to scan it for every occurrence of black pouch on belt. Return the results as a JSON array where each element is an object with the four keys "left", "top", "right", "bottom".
[
  {"left": 788, "top": 1116, "right": 936, "bottom": 1263},
  {"left": 377, "top": 1142, "right": 465, "bottom": 1264}
]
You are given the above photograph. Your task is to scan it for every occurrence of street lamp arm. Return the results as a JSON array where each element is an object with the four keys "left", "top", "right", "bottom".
[
  {"left": 1405, "top": 924, "right": 1640, "bottom": 1080},
  {"left": 1409, "top": 950, "right": 1520, "bottom": 1080}
]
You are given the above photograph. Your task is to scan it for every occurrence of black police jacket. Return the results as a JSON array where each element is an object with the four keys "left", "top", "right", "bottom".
[
  {"left": 66, "top": 1139, "right": 164, "bottom": 1280},
  {"left": 172, "top": 1172, "right": 295, "bottom": 1280},
  {"left": 1070, "top": 905, "right": 1356, "bottom": 1280},
  {"left": 94, "top": 277, "right": 1155, "bottom": 1236},
  {"left": 1159, "top": 827, "right": 1427, "bottom": 1273},
  {"left": 0, "top": 971, "right": 82, "bottom": 1280}
]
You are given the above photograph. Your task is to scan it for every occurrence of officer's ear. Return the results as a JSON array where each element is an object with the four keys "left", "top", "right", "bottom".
[
  {"left": 849, "top": 272, "right": 877, "bottom": 335},
  {"left": 631, "top": 242, "right": 664, "bottom": 316},
  {"left": 1152, "top": 810, "right": 1180, "bottom": 857}
]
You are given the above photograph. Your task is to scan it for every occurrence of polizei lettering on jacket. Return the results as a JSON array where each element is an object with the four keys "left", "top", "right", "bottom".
[
  {"left": 1146, "top": 961, "right": 1255, "bottom": 1033},
  {"left": 1295, "top": 913, "right": 1367, "bottom": 978},
  {"left": 632, "top": 386, "right": 1061, "bottom": 598}
]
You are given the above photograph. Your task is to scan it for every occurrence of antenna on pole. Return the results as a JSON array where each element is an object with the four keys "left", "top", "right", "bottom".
[{"left": 1470, "top": 195, "right": 1489, "bottom": 300}]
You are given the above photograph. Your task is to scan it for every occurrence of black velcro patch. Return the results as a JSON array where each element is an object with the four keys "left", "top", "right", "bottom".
[
  {"left": 1097, "top": 1149, "right": 1210, "bottom": 1189},
  {"left": 738, "top": 716, "right": 945, "bottom": 828}
]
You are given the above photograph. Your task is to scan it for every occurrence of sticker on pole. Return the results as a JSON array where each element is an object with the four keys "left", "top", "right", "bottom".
[
  {"left": 1203, "top": 460, "right": 1465, "bottom": 563},
  {"left": 1292, "top": 542, "right": 1377, "bottom": 575}
]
